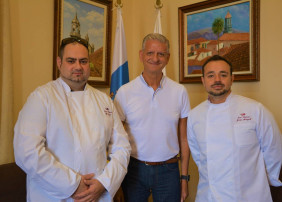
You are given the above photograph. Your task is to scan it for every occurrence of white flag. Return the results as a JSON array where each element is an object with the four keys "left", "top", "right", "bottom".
[
  {"left": 154, "top": 8, "right": 162, "bottom": 34},
  {"left": 110, "top": 7, "right": 129, "bottom": 100},
  {"left": 154, "top": 8, "right": 166, "bottom": 75}
]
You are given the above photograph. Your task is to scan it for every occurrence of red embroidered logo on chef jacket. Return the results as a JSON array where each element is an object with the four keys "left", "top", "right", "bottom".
[
  {"left": 104, "top": 107, "right": 112, "bottom": 116},
  {"left": 237, "top": 113, "right": 252, "bottom": 122}
]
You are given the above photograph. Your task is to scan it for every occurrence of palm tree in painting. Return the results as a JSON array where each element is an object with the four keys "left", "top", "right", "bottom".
[{"left": 212, "top": 17, "right": 224, "bottom": 55}]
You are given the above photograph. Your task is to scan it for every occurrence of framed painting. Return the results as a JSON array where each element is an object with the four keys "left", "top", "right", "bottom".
[
  {"left": 53, "top": 0, "right": 112, "bottom": 87},
  {"left": 178, "top": 0, "right": 260, "bottom": 83}
]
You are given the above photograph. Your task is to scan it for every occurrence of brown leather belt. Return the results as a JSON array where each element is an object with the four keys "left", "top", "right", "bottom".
[{"left": 130, "top": 156, "right": 179, "bottom": 166}]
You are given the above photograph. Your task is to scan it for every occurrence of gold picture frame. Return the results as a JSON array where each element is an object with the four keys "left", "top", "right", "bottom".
[
  {"left": 179, "top": 0, "right": 260, "bottom": 83},
  {"left": 53, "top": 0, "right": 112, "bottom": 87}
]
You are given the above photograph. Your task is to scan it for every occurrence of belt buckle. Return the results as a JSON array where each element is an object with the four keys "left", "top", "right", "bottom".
[{"left": 144, "top": 161, "right": 150, "bottom": 166}]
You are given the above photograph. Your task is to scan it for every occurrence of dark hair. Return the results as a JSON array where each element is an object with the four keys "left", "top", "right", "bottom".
[
  {"left": 59, "top": 37, "right": 89, "bottom": 58},
  {"left": 202, "top": 55, "right": 233, "bottom": 76}
]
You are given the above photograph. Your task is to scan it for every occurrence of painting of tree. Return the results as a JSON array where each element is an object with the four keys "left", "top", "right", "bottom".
[{"left": 212, "top": 17, "right": 224, "bottom": 55}]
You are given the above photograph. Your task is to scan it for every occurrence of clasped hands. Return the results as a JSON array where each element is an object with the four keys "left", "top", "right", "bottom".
[{"left": 72, "top": 173, "right": 105, "bottom": 202}]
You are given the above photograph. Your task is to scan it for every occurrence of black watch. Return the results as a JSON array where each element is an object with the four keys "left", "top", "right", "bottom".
[{"left": 180, "top": 175, "right": 190, "bottom": 181}]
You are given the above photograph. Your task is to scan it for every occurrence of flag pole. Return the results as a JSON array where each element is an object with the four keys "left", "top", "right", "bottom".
[
  {"left": 155, "top": 0, "right": 163, "bottom": 9},
  {"left": 115, "top": 0, "right": 123, "bottom": 8},
  {"left": 154, "top": 0, "right": 166, "bottom": 75}
]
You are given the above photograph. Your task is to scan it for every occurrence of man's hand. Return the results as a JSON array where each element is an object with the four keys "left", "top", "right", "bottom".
[
  {"left": 72, "top": 173, "right": 94, "bottom": 198},
  {"left": 73, "top": 178, "right": 106, "bottom": 202},
  {"left": 181, "top": 180, "right": 189, "bottom": 202}
]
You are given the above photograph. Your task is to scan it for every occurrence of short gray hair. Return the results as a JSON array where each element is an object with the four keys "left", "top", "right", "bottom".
[{"left": 142, "top": 33, "right": 170, "bottom": 53}]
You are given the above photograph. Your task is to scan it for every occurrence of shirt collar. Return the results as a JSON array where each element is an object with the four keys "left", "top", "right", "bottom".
[
  {"left": 58, "top": 77, "right": 88, "bottom": 92},
  {"left": 139, "top": 73, "right": 165, "bottom": 89}
]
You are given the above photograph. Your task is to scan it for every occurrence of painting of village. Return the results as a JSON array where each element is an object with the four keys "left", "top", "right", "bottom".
[
  {"left": 185, "top": 1, "right": 251, "bottom": 77},
  {"left": 62, "top": 0, "right": 108, "bottom": 82}
]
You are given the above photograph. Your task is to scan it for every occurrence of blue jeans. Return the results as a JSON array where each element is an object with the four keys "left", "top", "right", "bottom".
[{"left": 122, "top": 157, "right": 181, "bottom": 202}]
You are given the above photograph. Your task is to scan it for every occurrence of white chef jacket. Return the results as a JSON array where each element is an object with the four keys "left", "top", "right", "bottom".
[
  {"left": 187, "top": 93, "right": 282, "bottom": 202},
  {"left": 14, "top": 78, "right": 131, "bottom": 202}
]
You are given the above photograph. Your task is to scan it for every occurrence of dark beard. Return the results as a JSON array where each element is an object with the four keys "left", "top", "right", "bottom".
[
  {"left": 71, "top": 77, "right": 86, "bottom": 83},
  {"left": 208, "top": 89, "right": 230, "bottom": 97},
  {"left": 60, "top": 74, "right": 87, "bottom": 85}
]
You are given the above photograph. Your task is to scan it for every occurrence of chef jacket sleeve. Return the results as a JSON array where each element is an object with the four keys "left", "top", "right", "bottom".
[
  {"left": 14, "top": 91, "right": 81, "bottom": 199},
  {"left": 96, "top": 102, "right": 131, "bottom": 197},
  {"left": 257, "top": 104, "right": 282, "bottom": 187},
  {"left": 114, "top": 88, "right": 126, "bottom": 122},
  {"left": 187, "top": 115, "right": 201, "bottom": 167}
]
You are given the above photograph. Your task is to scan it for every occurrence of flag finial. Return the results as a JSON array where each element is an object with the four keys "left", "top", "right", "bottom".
[
  {"left": 115, "top": 0, "right": 123, "bottom": 8},
  {"left": 155, "top": 0, "right": 163, "bottom": 9}
]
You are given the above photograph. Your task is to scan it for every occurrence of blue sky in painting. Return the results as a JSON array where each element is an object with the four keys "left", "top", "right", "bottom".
[
  {"left": 187, "top": 2, "right": 250, "bottom": 34},
  {"left": 63, "top": 0, "right": 105, "bottom": 48}
]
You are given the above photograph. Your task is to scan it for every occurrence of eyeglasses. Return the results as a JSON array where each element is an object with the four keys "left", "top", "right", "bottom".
[{"left": 61, "top": 37, "right": 89, "bottom": 49}]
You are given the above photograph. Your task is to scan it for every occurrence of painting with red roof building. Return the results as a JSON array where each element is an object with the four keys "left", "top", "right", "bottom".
[{"left": 179, "top": 0, "right": 259, "bottom": 83}]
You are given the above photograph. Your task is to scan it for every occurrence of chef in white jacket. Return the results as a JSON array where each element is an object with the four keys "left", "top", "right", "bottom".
[
  {"left": 14, "top": 37, "right": 131, "bottom": 202},
  {"left": 187, "top": 55, "right": 282, "bottom": 202}
]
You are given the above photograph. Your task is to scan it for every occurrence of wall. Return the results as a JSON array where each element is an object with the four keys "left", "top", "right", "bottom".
[
  {"left": 120, "top": 0, "right": 282, "bottom": 124},
  {"left": 118, "top": 1, "right": 282, "bottom": 200},
  {"left": 10, "top": 0, "right": 54, "bottom": 121},
  {"left": 9, "top": 0, "right": 282, "bottom": 201}
]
